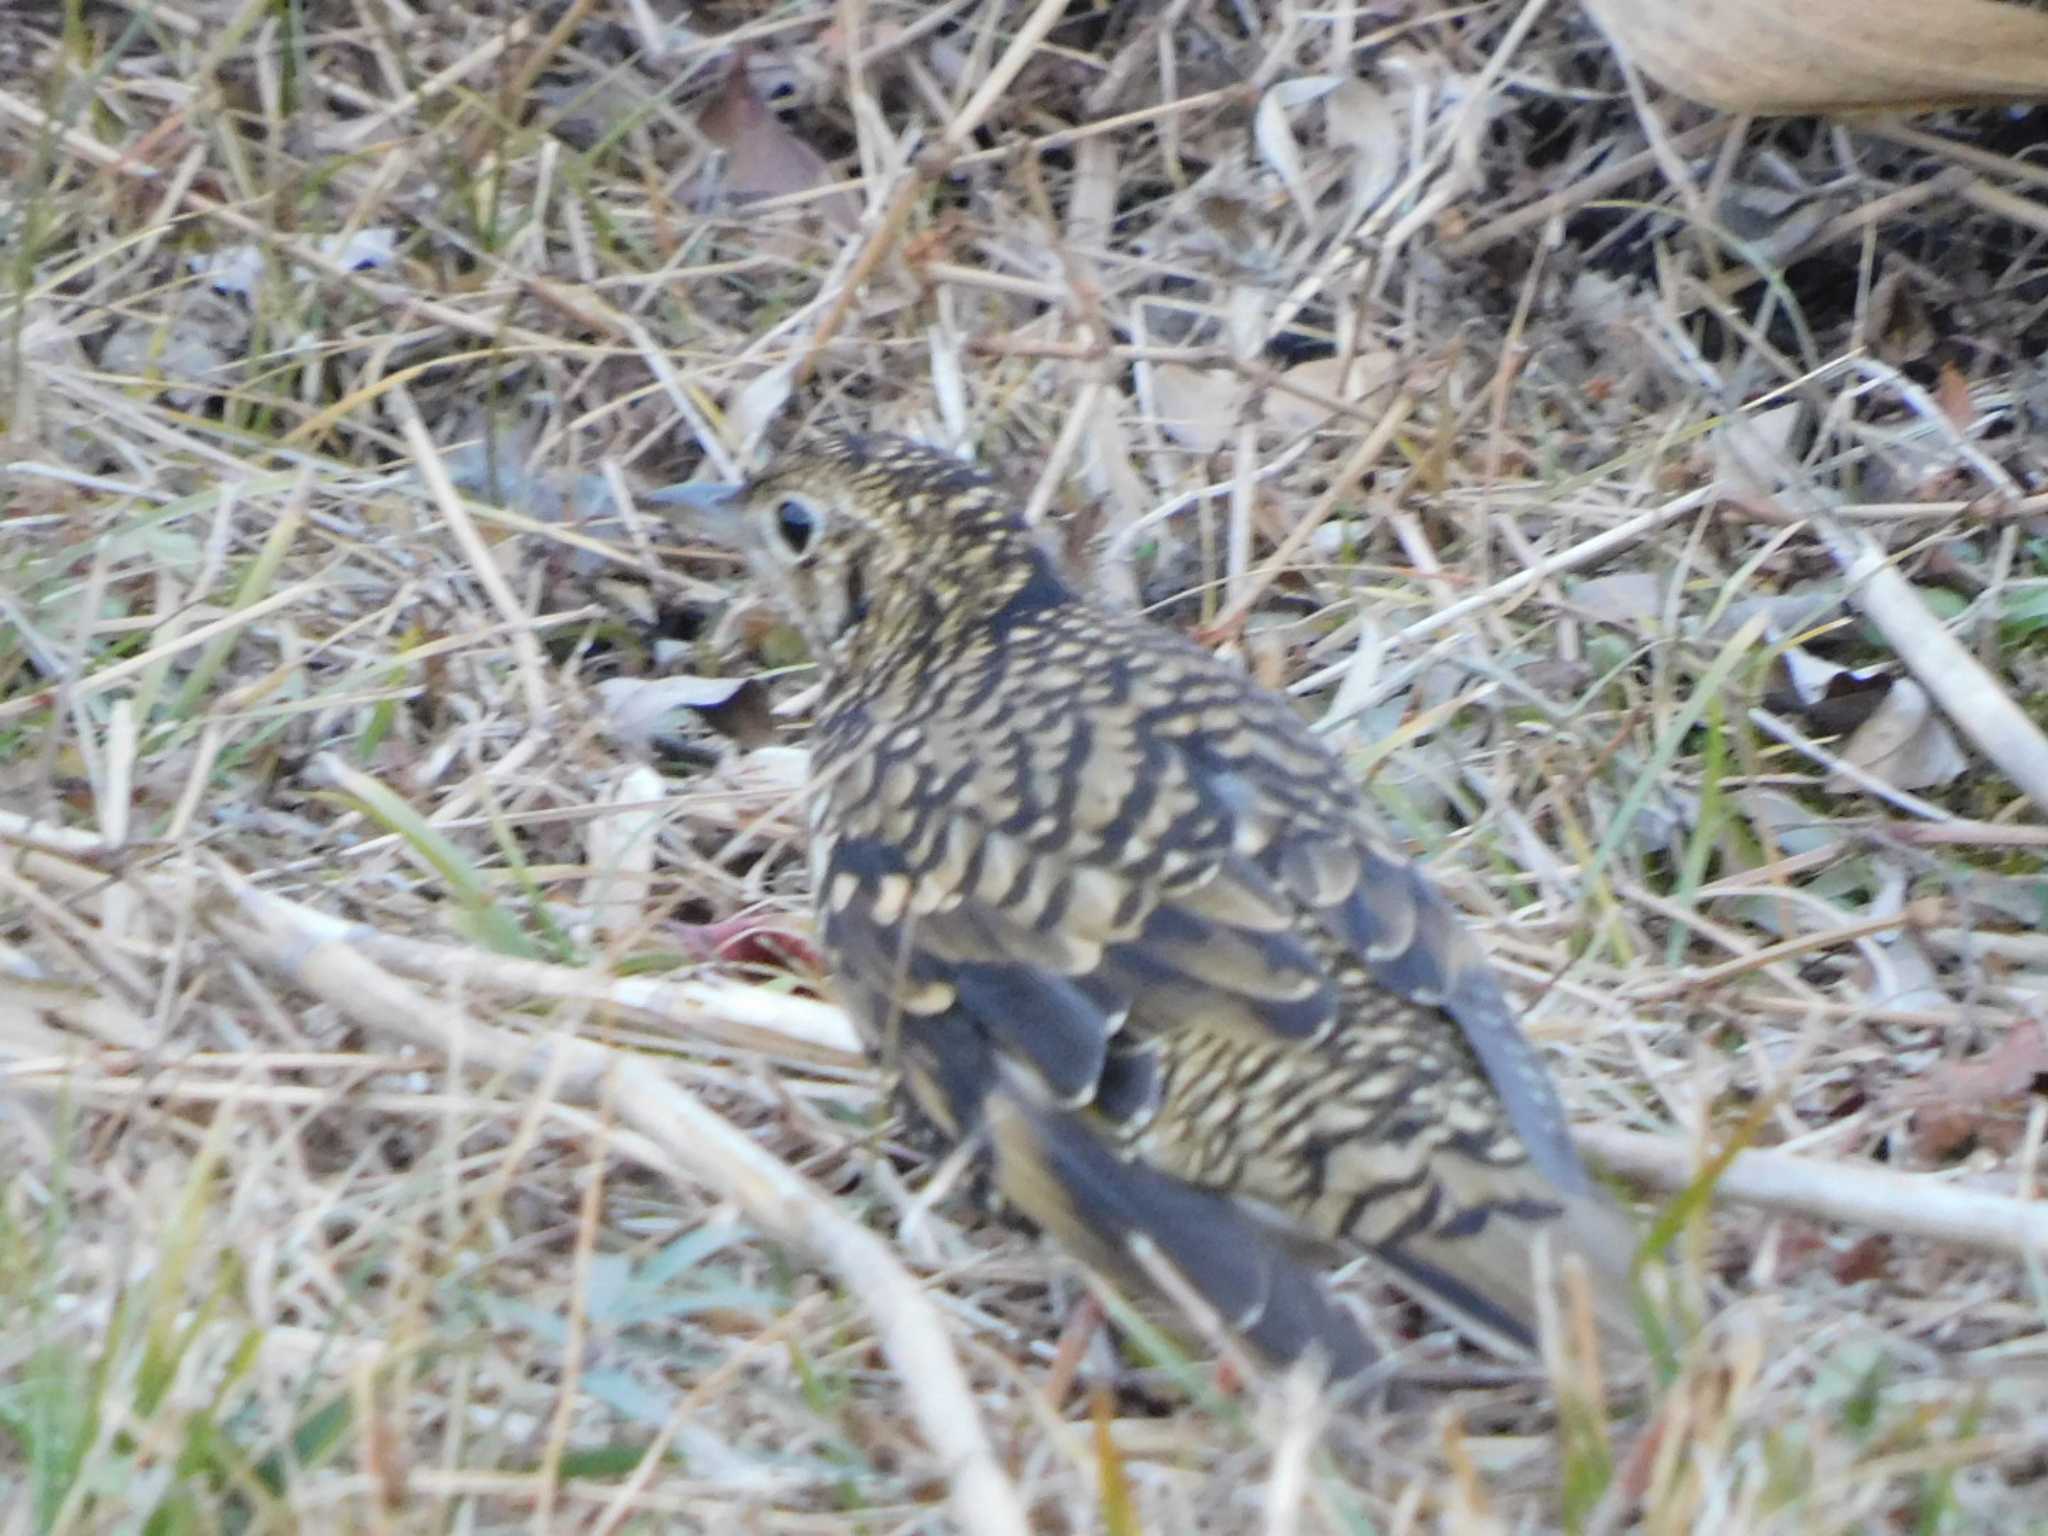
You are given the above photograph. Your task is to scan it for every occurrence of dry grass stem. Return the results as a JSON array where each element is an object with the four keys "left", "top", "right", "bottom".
[{"left": 1581, "top": 1127, "right": 2048, "bottom": 1260}]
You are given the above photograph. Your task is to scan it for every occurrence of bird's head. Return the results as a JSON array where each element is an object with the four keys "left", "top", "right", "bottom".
[{"left": 654, "top": 434, "right": 1070, "bottom": 672}]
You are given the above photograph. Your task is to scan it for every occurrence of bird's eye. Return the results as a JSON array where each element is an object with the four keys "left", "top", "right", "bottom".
[{"left": 774, "top": 498, "right": 818, "bottom": 556}]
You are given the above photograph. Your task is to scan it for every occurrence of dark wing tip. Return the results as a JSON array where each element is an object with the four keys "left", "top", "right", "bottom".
[
  {"left": 949, "top": 961, "right": 1112, "bottom": 1106},
  {"left": 987, "top": 1089, "right": 1378, "bottom": 1382}
]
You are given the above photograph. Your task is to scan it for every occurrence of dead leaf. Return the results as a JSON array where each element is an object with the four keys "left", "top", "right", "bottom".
[
  {"left": 1154, "top": 348, "right": 1395, "bottom": 451},
  {"left": 594, "top": 674, "right": 766, "bottom": 748},
  {"left": 1150, "top": 363, "right": 1247, "bottom": 453},
  {"left": 1323, "top": 77, "right": 1401, "bottom": 217},
  {"left": 584, "top": 764, "right": 667, "bottom": 941},
  {"left": 730, "top": 363, "right": 795, "bottom": 451},
  {"left": 1580, "top": 0, "right": 2048, "bottom": 113},
  {"left": 1253, "top": 76, "right": 1344, "bottom": 222},
  {"left": 1770, "top": 646, "right": 1968, "bottom": 794},
  {"left": 697, "top": 57, "right": 858, "bottom": 230},
  {"left": 1848, "top": 925, "right": 1949, "bottom": 1015},
  {"left": 1828, "top": 677, "right": 1969, "bottom": 794},
  {"left": 1934, "top": 361, "right": 1976, "bottom": 432},
  {"left": 1262, "top": 349, "right": 1396, "bottom": 437},
  {"left": 1719, "top": 182, "right": 1841, "bottom": 266},
  {"left": 1570, "top": 571, "right": 1668, "bottom": 628},
  {"left": 1830, "top": 1233, "right": 1894, "bottom": 1286},
  {"left": 1713, "top": 400, "right": 1802, "bottom": 503},
  {"left": 99, "top": 291, "right": 245, "bottom": 409},
  {"left": 1775, "top": 655, "right": 1891, "bottom": 735},
  {"left": 1910, "top": 1016, "right": 2048, "bottom": 1160},
  {"left": 1869, "top": 266, "right": 1937, "bottom": 365}
]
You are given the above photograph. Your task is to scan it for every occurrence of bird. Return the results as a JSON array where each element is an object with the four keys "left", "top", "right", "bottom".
[{"left": 653, "top": 433, "right": 1639, "bottom": 1383}]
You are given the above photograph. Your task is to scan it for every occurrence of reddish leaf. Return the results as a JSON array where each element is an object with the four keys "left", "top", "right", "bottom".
[
  {"left": 1831, "top": 1233, "right": 1895, "bottom": 1285},
  {"left": 1934, "top": 360, "right": 1976, "bottom": 431},
  {"left": 696, "top": 55, "right": 857, "bottom": 229},
  {"left": 1910, "top": 1016, "right": 2048, "bottom": 1160}
]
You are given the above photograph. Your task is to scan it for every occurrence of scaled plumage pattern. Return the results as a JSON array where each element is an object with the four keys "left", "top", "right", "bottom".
[{"left": 684, "top": 434, "right": 1637, "bottom": 1380}]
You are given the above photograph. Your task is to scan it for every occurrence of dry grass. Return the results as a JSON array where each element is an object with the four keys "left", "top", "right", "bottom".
[{"left": 5, "top": 2, "right": 2048, "bottom": 1531}]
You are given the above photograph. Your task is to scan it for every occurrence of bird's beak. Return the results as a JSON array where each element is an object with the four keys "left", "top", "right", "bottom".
[{"left": 645, "top": 480, "right": 745, "bottom": 545}]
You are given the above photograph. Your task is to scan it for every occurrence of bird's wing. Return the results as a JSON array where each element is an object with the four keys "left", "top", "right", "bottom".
[
  {"left": 1121, "top": 700, "right": 1641, "bottom": 1358},
  {"left": 813, "top": 619, "right": 1634, "bottom": 1365},
  {"left": 815, "top": 775, "right": 1383, "bottom": 1373}
]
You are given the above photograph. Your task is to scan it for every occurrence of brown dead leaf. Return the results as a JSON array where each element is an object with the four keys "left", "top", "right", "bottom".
[
  {"left": 1934, "top": 361, "right": 1977, "bottom": 432},
  {"left": 1153, "top": 349, "right": 1396, "bottom": 452},
  {"left": 697, "top": 56, "right": 858, "bottom": 230},
  {"left": 1770, "top": 647, "right": 1969, "bottom": 794},
  {"left": 1830, "top": 1233, "right": 1895, "bottom": 1286},
  {"left": 593, "top": 674, "right": 768, "bottom": 748},
  {"left": 1713, "top": 400, "right": 1802, "bottom": 503},
  {"left": 1581, "top": 0, "right": 2048, "bottom": 113},
  {"left": 1571, "top": 570, "right": 1668, "bottom": 628},
  {"left": 1262, "top": 350, "right": 1397, "bottom": 437},
  {"left": 1870, "top": 266, "right": 1938, "bottom": 365},
  {"left": 1910, "top": 1016, "right": 2048, "bottom": 1161}
]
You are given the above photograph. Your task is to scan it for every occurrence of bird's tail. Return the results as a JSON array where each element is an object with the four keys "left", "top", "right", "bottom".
[
  {"left": 1369, "top": 1160, "right": 1644, "bottom": 1366},
  {"left": 981, "top": 1087, "right": 1379, "bottom": 1382}
]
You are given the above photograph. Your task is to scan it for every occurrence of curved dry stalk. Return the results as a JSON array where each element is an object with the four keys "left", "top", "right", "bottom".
[{"left": 201, "top": 865, "right": 1030, "bottom": 1536}]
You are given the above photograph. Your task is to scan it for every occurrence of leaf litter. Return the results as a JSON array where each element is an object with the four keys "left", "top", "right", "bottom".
[{"left": 4, "top": 2, "right": 2048, "bottom": 1531}]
